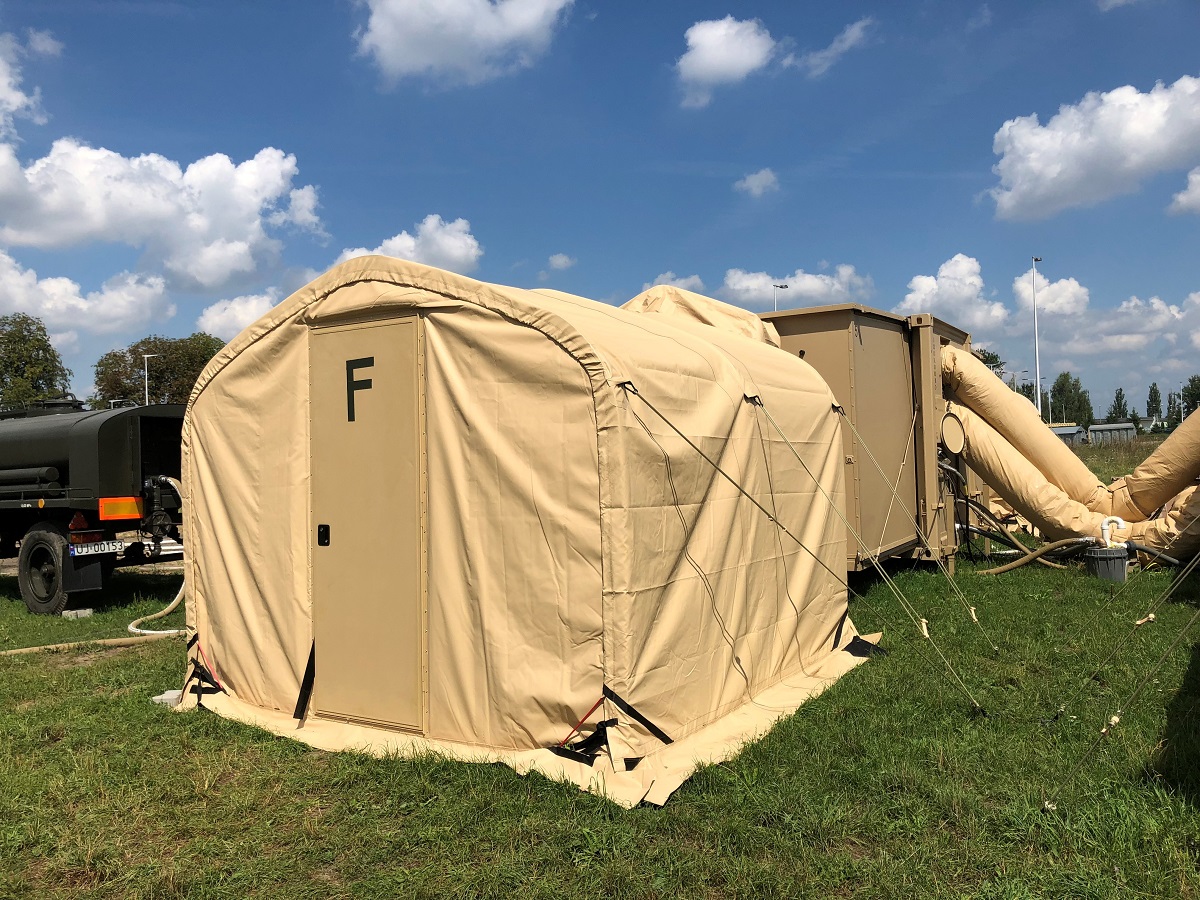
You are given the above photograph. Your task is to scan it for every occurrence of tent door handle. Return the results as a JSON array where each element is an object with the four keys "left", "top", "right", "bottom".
[{"left": 317, "top": 524, "right": 330, "bottom": 546}]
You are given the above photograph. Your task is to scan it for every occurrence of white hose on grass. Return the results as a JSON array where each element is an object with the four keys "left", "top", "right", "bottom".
[{"left": 127, "top": 476, "right": 186, "bottom": 637}]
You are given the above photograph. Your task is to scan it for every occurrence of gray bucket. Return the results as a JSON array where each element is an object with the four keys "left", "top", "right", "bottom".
[{"left": 1084, "top": 547, "right": 1128, "bottom": 583}]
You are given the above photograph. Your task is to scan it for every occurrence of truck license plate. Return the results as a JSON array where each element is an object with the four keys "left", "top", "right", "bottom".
[{"left": 70, "top": 540, "right": 125, "bottom": 557}]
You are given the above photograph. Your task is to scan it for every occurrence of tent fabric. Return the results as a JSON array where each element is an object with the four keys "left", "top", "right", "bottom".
[
  {"left": 622, "top": 284, "right": 783, "bottom": 348},
  {"left": 179, "top": 255, "right": 862, "bottom": 806}
]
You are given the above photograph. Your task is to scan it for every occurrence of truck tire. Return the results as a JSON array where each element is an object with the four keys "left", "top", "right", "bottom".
[{"left": 18, "top": 522, "right": 70, "bottom": 615}]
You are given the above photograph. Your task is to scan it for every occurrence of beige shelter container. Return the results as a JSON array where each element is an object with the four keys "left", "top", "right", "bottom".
[
  {"left": 759, "top": 304, "right": 976, "bottom": 571},
  {"left": 179, "top": 256, "right": 868, "bottom": 807}
]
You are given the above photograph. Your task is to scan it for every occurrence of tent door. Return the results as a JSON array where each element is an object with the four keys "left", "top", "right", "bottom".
[{"left": 309, "top": 316, "right": 426, "bottom": 733}]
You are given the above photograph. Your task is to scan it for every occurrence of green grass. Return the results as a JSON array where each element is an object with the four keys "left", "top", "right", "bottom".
[
  {"left": 0, "top": 572, "right": 185, "bottom": 652},
  {"left": 1075, "top": 434, "right": 1167, "bottom": 485},
  {"left": 3, "top": 556, "right": 1200, "bottom": 897}
]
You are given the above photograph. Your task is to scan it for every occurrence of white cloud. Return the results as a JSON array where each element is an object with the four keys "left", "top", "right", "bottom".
[
  {"left": 720, "top": 264, "right": 872, "bottom": 309},
  {"left": 356, "top": 0, "right": 573, "bottom": 86},
  {"left": 1012, "top": 267, "right": 1089, "bottom": 316},
  {"left": 1169, "top": 166, "right": 1200, "bottom": 214},
  {"left": 197, "top": 290, "right": 279, "bottom": 341},
  {"left": 0, "top": 30, "right": 53, "bottom": 138},
  {"left": 789, "top": 17, "right": 874, "bottom": 78},
  {"left": 676, "top": 16, "right": 776, "bottom": 109},
  {"left": 0, "top": 249, "right": 172, "bottom": 334},
  {"left": 643, "top": 271, "right": 705, "bottom": 292},
  {"left": 1098, "top": 0, "right": 1144, "bottom": 9},
  {"left": 734, "top": 168, "right": 779, "bottom": 197},
  {"left": 989, "top": 75, "right": 1200, "bottom": 220},
  {"left": 1061, "top": 294, "right": 1187, "bottom": 356},
  {"left": 895, "top": 254, "right": 1009, "bottom": 333},
  {"left": 25, "top": 30, "right": 62, "bottom": 58},
  {"left": 337, "top": 214, "right": 483, "bottom": 273},
  {"left": 547, "top": 252, "right": 575, "bottom": 270},
  {"left": 0, "top": 140, "right": 323, "bottom": 289}
]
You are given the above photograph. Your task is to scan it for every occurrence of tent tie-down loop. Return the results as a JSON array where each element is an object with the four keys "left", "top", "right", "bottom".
[
  {"left": 617, "top": 381, "right": 984, "bottom": 714},
  {"left": 548, "top": 686, "right": 674, "bottom": 768}
]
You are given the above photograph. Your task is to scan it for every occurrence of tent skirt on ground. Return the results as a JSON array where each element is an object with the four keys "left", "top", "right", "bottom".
[{"left": 179, "top": 256, "right": 866, "bottom": 806}]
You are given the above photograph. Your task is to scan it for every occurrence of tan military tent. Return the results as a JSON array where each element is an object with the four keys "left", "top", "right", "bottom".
[{"left": 179, "top": 256, "right": 867, "bottom": 806}]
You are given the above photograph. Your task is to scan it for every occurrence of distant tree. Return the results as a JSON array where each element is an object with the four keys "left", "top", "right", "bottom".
[
  {"left": 1167, "top": 392, "right": 1182, "bottom": 429},
  {"left": 1049, "top": 371, "right": 1095, "bottom": 428},
  {"left": 1130, "top": 410, "right": 1142, "bottom": 434},
  {"left": 1017, "top": 381, "right": 1036, "bottom": 404},
  {"left": 1106, "top": 387, "right": 1129, "bottom": 423},
  {"left": 1184, "top": 375, "right": 1200, "bottom": 421},
  {"left": 973, "top": 348, "right": 1005, "bottom": 377},
  {"left": 0, "top": 313, "right": 72, "bottom": 408},
  {"left": 91, "top": 333, "right": 225, "bottom": 408},
  {"left": 1147, "top": 382, "right": 1162, "bottom": 422}
]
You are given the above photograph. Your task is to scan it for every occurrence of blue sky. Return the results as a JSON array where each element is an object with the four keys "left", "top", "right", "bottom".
[{"left": 0, "top": 0, "right": 1197, "bottom": 414}]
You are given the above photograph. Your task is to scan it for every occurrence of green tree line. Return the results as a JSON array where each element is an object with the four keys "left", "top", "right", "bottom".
[{"left": 0, "top": 313, "right": 225, "bottom": 410}]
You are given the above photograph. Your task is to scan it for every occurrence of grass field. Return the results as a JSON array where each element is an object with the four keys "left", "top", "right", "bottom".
[
  {"left": 1075, "top": 433, "right": 1168, "bottom": 485},
  {"left": 3, "top": 461, "right": 1200, "bottom": 896}
]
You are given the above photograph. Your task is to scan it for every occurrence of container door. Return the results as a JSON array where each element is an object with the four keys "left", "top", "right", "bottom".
[{"left": 309, "top": 317, "right": 425, "bottom": 732}]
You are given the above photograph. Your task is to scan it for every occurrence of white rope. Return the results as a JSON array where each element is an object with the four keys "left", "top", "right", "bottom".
[
  {"left": 835, "top": 409, "right": 998, "bottom": 651},
  {"left": 620, "top": 382, "right": 982, "bottom": 710},
  {"left": 875, "top": 409, "right": 919, "bottom": 558}
]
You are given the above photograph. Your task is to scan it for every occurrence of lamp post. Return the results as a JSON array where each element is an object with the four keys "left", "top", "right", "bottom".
[
  {"left": 773, "top": 283, "right": 788, "bottom": 312},
  {"left": 1031, "top": 256, "right": 1043, "bottom": 416},
  {"left": 142, "top": 354, "right": 161, "bottom": 407}
]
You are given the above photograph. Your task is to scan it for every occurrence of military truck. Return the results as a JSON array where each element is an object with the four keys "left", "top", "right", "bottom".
[{"left": 0, "top": 398, "right": 185, "bottom": 613}]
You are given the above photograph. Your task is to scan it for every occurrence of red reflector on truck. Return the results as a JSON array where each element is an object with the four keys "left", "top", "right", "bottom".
[{"left": 98, "top": 497, "right": 144, "bottom": 520}]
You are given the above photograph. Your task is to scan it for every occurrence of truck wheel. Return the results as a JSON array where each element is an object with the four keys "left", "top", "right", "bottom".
[{"left": 18, "top": 523, "right": 70, "bottom": 615}]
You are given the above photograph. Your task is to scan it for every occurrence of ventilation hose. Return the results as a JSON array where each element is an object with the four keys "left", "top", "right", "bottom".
[
  {"left": 1126, "top": 542, "right": 1182, "bottom": 568},
  {"left": 961, "top": 497, "right": 1065, "bottom": 569},
  {"left": 127, "top": 476, "right": 187, "bottom": 636},
  {"left": 978, "top": 538, "right": 1096, "bottom": 576}
]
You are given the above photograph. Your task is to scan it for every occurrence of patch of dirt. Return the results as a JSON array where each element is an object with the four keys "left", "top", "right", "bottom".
[{"left": 42, "top": 645, "right": 135, "bottom": 669}]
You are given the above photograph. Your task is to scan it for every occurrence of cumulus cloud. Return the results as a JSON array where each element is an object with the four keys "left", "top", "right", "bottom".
[
  {"left": 734, "top": 168, "right": 779, "bottom": 197},
  {"left": 989, "top": 75, "right": 1200, "bottom": 220},
  {"left": 720, "top": 264, "right": 872, "bottom": 309},
  {"left": 1012, "top": 267, "right": 1089, "bottom": 316},
  {"left": 1059, "top": 294, "right": 1187, "bottom": 356},
  {"left": 895, "top": 254, "right": 1009, "bottom": 332},
  {"left": 1169, "top": 167, "right": 1200, "bottom": 214},
  {"left": 547, "top": 252, "right": 575, "bottom": 270},
  {"left": 788, "top": 17, "right": 874, "bottom": 78},
  {"left": 0, "top": 29, "right": 56, "bottom": 137},
  {"left": 356, "top": 0, "right": 573, "bottom": 86},
  {"left": 676, "top": 16, "right": 776, "bottom": 109},
  {"left": 197, "top": 290, "right": 279, "bottom": 341},
  {"left": 643, "top": 271, "right": 706, "bottom": 292},
  {"left": 0, "top": 140, "right": 323, "bottom": 289},
  {"left": 0, "top": 249, "right": 172, "bottom": 334},
  {"left": 337, "top": 214, "right": 483, "bottom": 273}
]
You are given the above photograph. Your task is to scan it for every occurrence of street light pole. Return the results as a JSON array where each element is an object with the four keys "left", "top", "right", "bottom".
[
  {"left": 1031, "top": 256, "right": 1043, "bottom": 417},
  {"left": 142, "top": 354, "right": 161, "bottom": 407},
  {"left": 772, "top": 283, "right": 788, "bottom": 312}
]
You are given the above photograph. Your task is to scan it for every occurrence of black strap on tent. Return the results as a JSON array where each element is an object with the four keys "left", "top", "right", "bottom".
[
  {"left": 186, "top": 632, "right": 200, "bottom": 651},
  {"left": 603, "top": 686, "right": 673, "bottom": 745},
  {"left": 832, "top": 611, "right": 848, "bottom": 649},
  {"left": 843, "top": 635, "right": 888, "bottom": 658},
  {"left": 293, "top": 642, "right": 316, "bottom": 720},
  {"left": 186, "top": 659, "right": 222, "bottom": 706},
  {"left": 546, "top": 718, "right": 618, "bottom": 767}
]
